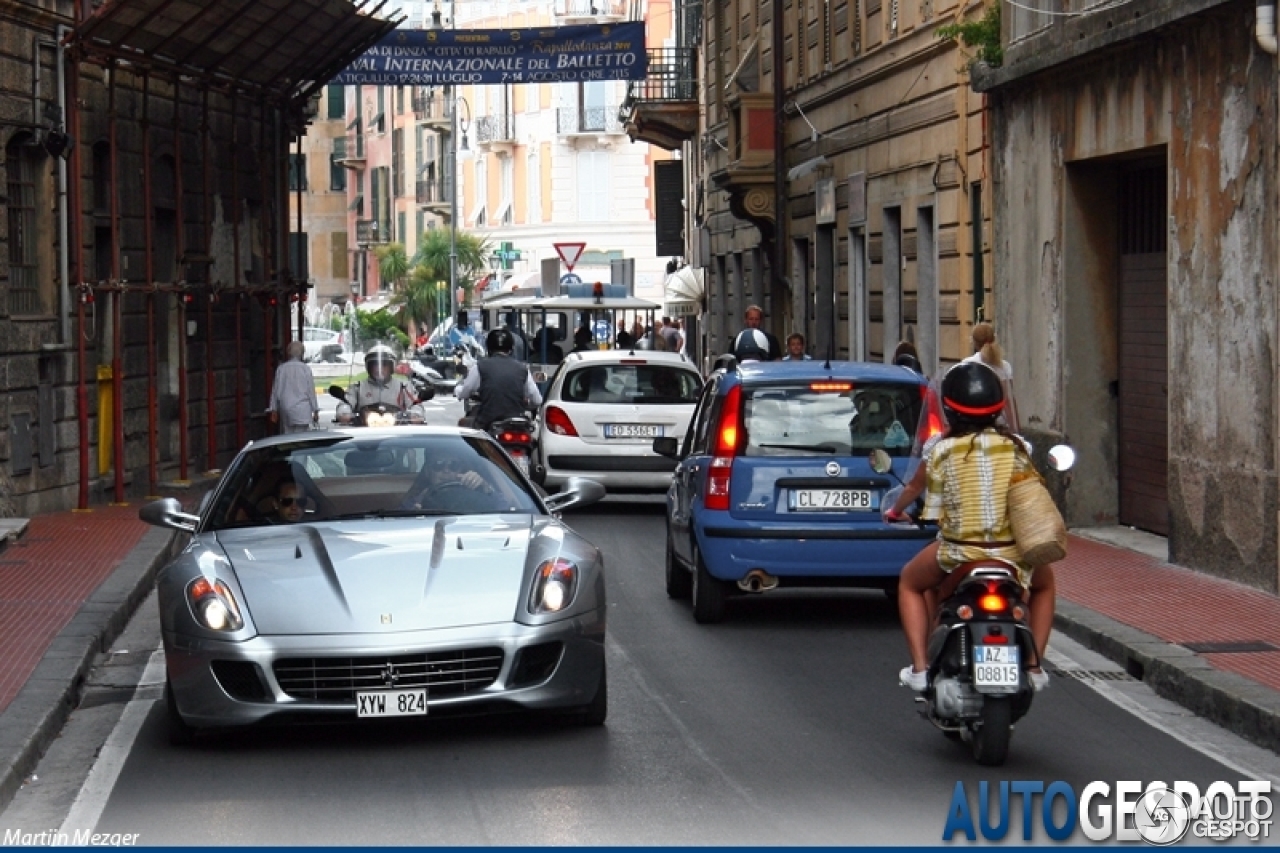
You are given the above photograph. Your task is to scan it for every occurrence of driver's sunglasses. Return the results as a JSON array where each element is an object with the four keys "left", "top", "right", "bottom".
[{"left": 278, "top": 496, "right": 302, "bottom": 507}]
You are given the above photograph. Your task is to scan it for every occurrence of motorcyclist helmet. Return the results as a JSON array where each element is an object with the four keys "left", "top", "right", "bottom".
[
  {"left": 940, "top": 361, "right": 1004, "bottom": 429},
  {"left": 365, "top": 344, "right": 397, "bottom": 384},
  {"left": 486, "top": 328, "right": 514, "bottom": 356}
]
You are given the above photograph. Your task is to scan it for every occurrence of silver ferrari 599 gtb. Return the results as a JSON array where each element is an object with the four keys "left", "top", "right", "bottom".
[{"left": 139, "top": 427, "right": 607, "bottom": 744}]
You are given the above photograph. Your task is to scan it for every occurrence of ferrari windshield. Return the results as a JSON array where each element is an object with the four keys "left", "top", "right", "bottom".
[{"left": 204, "top": 433, "right": 540, "bottom": 530}]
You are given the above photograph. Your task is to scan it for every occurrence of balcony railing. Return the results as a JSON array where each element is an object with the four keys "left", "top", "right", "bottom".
[
  {"left": 475, "top": 113, "right": 513, "bottom": 144},
  {"left": 416, "top": 178, "right": 452, "bottom": 206},
  {"left": 356, "top": 219, "right": 389, "bottom": 245},
  {"left": 624, "top": 47, "right": 696, "bottom": 104},
  {"left": 554, "top": 0, "right": 628, "bottom": 16},
  {"left": 413, "top": 91, "right": 448, "bottom": 123},
  {"left": 342, "top": 132, "right": 366, "bottom": 162},
  {"left": 557, "top": 106, "right": 624, "bottom": 135}
]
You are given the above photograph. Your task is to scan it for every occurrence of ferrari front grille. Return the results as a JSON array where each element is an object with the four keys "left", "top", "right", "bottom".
[{"left": 273, "top": 647, "right": 504, "bottom": 702}]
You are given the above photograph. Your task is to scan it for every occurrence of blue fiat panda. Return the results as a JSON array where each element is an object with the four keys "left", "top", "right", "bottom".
[{"left": 654, "top": 358, "right": 935, "bottom": 623}]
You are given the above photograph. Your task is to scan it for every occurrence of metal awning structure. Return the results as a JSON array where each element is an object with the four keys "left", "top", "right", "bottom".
[{"left": 68, "top": 0, "right": 401, "bottom": 104}]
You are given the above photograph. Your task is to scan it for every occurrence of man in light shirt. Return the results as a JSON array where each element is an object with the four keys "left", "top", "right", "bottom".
[{"left": 268, "top": 340, "right": 319, "bottom": 434}]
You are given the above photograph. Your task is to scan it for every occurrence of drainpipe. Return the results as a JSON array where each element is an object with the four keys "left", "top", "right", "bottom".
[
  {"left": 109, "top": 62, "right": 124, "bottom": 504},
  {"left": 143, "top": 72, "right": 157, "bottom": 496},
  {"left": 174, "top": 80, "right": 189, "bottom": 483},
  {"left": 54, "top": 28, "right": 72, "bottom": 344},
  {"left": 202, "top": 85, "right": 216, "bottom": 474},
  {"left": 1258, "top": 0, "right": 1277, "bottom": 54},
  {"left": 68, "top": 43, "right": 88, "bottom": 510},
  {"left": 231, "top": 92, "right": 245, "bottom": 450}
]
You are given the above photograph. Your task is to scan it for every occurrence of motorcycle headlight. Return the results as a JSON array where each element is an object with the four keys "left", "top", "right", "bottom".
[
  {"left": 335, "top": 402, "right": 353, "bottom": 423},
  {"left": 367, "top": 411, "right": 397, "bottom": 427},
  {"left": 529, "top": 558, "right": 578, "bottom": 614},
  {"left": 186, "top": 577, "right": 244, "bottom": 632},
  {"left": 408, "top": 404, "right": 427, "bottom": 424}
]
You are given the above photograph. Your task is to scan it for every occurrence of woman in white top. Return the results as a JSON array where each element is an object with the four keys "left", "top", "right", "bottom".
[{"left": 961, "top": 322, "right": 1019, "bottom": 432}]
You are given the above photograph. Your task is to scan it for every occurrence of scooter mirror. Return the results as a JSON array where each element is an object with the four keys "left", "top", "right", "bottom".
[
  {"left": 868, "top": 448, "right": 893, "bottom": 475},
  {"left": 1047, "top": 444, "right": 1076, "bottom": 472},
  {"left": 328, "top": 385, "right": 347, "bottom": 402}
]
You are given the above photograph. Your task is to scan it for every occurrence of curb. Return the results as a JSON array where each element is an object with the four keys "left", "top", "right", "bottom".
[
  {"left": 1054, "top": 599, "right": 1280, "bottom": 754},
  {"left": 0, "top": 525, "right": 179, "bottom": 813}
]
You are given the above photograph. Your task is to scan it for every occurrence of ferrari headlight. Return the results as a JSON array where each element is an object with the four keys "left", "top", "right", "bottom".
[
  {"left": 530, "top": 558, "right": 578, "bottom": 614},
  {"left": 334, "top": 402, "right": 353, "bottom": 423},
  {"left": 187, "top": 577, "right": 244, "bottom": 632}
]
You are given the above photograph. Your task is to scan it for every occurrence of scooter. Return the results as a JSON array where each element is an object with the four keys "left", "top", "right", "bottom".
[
  {"left": 488, "top": 415, "right": 536, "bottom": 477},
  {"left": 329, "top": 385, "right": 429, "bottom": 427},
  {"left": 870, "top": 443, "right": 1075, "bottom": 766}
]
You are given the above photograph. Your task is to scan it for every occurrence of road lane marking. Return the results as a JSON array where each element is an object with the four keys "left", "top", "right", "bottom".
[
  {"left": 58, "top": 648, "right": 165, "bottom": 838},
  {"left": 1046, "top": 638, "right": 1280, "bottom": 785}
]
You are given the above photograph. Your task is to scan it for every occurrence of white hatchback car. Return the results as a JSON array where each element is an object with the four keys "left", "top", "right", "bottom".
[
  {"left": 536, "top": 350, "right": 703, "bottom": 491},
  {"left": 302, "top": 326, "right": 348, "bottom": 363}
]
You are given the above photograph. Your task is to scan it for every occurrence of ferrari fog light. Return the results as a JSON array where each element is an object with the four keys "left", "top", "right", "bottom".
[
  {"left": 530, "top": 558, "right": 578, "bottom": 614},
  {"left": 187, "top": 577, "right": 244, "bottom": 632}
]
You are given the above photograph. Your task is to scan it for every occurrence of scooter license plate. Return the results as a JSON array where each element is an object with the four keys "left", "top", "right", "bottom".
[{"left": 973, "top": 645, "right": 1020, "bottom": 690}]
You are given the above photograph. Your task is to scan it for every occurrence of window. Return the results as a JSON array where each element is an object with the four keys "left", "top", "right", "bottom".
[
  {"left": 6, "top": 136, "right": 49, "bottom": 315},
  {"left": 330, "top": 138, "right": 347, "bottom": 191},
  {"left": 288, "top": 153, "right": 307, "bottom": 191},
  {"left": 396, "top": 85, "right": 405, "bottom": 115},
  {"left": 526, "top": 151, "right": 541, "bottom": 224},
  {"left": 392, "top": 129, "right": 404, "bottom": 196},
  {"left": 742, "top": 383, "right": 923, "bottom": 457},
  {"left": 580, "top": 81, "right": 607, "bottom": 131},
  {"left": 500, "top": 155, "right": 514, "bottom": 225},
  {"left": 472, "top": 159, "right": 488, "bottom": 226},
  {"left": 576, "top": 151, "right": 609, "bottom": 221},
  {"left": 562, "top": 365, "right": 701, "bottom": 405},
  {"left": 397, "top": 212, "right": 406, "bottom": 245},
  {"left": 327, "top": 85, "right": 345, "bottom": 120}
]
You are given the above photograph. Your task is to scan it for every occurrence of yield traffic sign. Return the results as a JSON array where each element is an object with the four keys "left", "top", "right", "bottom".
[{"left": 553, "top": 242, "right": 586, "bottom": 272}]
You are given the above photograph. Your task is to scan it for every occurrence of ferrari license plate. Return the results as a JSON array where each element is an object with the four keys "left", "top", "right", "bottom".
[
  {"left": 604, "top": 423, "right": 661, "bottom": 439},
  {"left": 973, "top": 645, "right": 1019, "bottom": 689},
  {"left": 356, "top": 688, "right": 427, "bottom": 718},
  {"left": 789, "top": 489, "right": 874, "bottom": 511}
]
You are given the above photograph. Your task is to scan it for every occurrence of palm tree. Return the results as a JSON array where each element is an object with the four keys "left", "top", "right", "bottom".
[
  {"left": 374, "top": 242, "right": 410, "bottom": 290},
  {"left": 412, "top": 227, "right": 491, "bottom": 307},
  {"left": 392, "top": 268, "right": 447, "bottom": 342}
]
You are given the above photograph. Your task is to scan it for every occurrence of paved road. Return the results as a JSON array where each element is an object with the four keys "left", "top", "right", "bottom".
[{"left": 2, "top": 503, "right": 1278, "bottom": 845}]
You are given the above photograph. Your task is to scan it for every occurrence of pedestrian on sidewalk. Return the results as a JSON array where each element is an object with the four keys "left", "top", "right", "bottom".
[
  {"left": 268, "top": 340, "right": 319, "bottom": 435},
  {"left": 783, "top": 333, "right": 812, "bottom": 361},
  {"left": 883, "top": 361, "right": 1054, "bottom": 694},
  {"left": 962, "top": 322, "right": 1019, "bottom": 432}
]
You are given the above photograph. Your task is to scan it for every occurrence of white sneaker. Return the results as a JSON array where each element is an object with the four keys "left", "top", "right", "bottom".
[
  {"left": 1029, "top": 669, "right": 1050, "bottom": 692},
  {"left": 899, "top": 665, "right": 928, "bottom": 691}
]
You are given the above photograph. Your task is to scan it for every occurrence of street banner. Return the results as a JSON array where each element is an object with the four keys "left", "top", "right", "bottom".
[{"left": 333, "top": 21, "right": 647, "bottom": 86}]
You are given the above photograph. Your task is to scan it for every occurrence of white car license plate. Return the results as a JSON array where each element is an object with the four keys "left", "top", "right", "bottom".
[
  {"left": 356, "top": 688, "right": 427, "bottom": 718},
  {"left": 789, "top": 489, "right": 874, "bottom": 511},
  {"left": 604, "top": 423, "right": 662, "bottom": 439},
  {"left": 973, "top": 645, "right": 1020, "bottom": 689}
]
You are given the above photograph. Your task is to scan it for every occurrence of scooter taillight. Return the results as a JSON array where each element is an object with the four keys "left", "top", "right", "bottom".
[
  {"left": 501, "top": 431, "right": 531, "bottom": 444},
  {"left": 978, "top": 593, "right": 1006, "bottom": 613}
]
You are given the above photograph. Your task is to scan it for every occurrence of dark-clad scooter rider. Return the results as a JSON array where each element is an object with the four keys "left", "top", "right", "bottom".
[{"left": 454, "top": 328, "right": 542, "bottom": 430}]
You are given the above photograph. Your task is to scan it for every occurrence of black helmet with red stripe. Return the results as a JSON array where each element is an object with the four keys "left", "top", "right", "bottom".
[{"left": 940, "top": 361, "right": 1004, "bottom": 429}]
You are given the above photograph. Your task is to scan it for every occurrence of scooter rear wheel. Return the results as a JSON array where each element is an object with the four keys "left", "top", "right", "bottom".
[{"left": 971, "top": 697, "right": 1013, "bottom": 766}]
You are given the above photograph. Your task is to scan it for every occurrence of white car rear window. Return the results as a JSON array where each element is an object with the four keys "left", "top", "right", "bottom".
[{"left": 561, "top": 365, "right": 701, "bottom": 405}]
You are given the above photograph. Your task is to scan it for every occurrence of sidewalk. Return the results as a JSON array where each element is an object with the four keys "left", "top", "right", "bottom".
[{"left": 2, "top": 509, "right": 1279, "bottom": 812}]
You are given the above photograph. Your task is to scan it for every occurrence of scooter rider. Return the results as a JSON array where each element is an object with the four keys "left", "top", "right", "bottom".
[
  {"left": 347, "top": 344, "right": 418, "bottom": 411},
  {"left": 884, "top": 361, "right": 1054, "bottom": 694},
  {"left": 455, "top": 328, "right": 542, "bottom": 430}
]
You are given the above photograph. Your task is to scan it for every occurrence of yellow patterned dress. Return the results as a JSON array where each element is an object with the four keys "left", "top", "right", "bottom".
[{"left": 921, "top": 431, "right": 1036, "bottom": 587}]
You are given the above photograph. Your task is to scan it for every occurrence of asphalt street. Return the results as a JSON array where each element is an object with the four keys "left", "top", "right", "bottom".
[{"left": 2, "top": 497, "right": 1278, "bottom": 845}]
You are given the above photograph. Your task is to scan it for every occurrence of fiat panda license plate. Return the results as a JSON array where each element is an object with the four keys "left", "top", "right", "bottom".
[
  {"left": 356, "top": 688, "right": 427, "bottom": 718},
  {"left": 973, "top": 645, "right": 1020, "bottom": 690},
  {"left": 789, "top": 489, "right": 874, "bottom": 511}
]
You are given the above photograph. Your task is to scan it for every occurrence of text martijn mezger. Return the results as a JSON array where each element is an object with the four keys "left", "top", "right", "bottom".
[{"left": 4, "top": 829, "right": 139, "bottom": 846}]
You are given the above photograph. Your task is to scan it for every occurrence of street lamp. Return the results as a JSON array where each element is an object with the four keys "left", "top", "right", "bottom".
[{"left": 449, "top": 92, "right": 471, "bottom": 327}]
